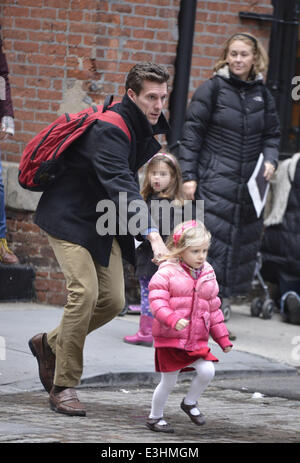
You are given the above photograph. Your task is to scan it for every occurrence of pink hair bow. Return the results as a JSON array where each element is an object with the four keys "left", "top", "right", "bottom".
[{"left": 173, "top": 220, "right": 197, "bottom": 246}]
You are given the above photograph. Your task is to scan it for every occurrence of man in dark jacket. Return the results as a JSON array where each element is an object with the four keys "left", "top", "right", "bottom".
[
  {"left": 29, "top": 62, "right": 170, "bottom": 416},
  {"left": 0, "top": 35, "right": 19, "bottom": 264}
]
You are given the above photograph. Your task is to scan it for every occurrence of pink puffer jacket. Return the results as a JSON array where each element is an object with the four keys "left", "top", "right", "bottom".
[{"left": 149, "top": 260, "right": 232, "bottom": 351}]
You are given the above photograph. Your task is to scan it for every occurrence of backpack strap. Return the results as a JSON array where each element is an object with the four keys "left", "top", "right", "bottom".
[
  {"left": 103, "top": 112, "right": 131, "bottom": 141},
  {"left": 92, "top": 94, "right": 131, "bottom": 141},
  {"left": 103, "top": 94, "right": 114, "bottom": 112},
  {"left": 210, "top": 75, "right": 220, "bottom": 116}
]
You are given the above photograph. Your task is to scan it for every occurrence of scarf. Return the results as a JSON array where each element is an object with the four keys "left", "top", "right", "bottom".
[{"left": 179, "top": 259, "right": 203, "bottom": 280}]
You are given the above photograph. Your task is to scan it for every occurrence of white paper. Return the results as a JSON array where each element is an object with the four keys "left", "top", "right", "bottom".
[
  {"left": 247, "top": 152, "right": 270, "bottom": 218},
  {"left": 134, "top": 238, "right": 142, "bottom": 248}
]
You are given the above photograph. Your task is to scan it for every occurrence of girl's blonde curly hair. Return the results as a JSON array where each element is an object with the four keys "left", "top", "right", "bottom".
[{"left": 164, "top": 220, "right": 211, "bottom": 259}]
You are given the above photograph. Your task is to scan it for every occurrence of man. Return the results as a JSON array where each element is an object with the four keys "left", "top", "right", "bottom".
[
  {"left": 0, "top": 36, "right": 19, "bottom": 264},
  {"left": 29, "top": 62, "right": 170, "bottom": 416}
]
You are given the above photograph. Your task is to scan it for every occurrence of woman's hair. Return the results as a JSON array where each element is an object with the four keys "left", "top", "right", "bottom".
[
  {"left": 164, "top": 220, "right": 211, "bottom": 259},
  {"left": 141, "top": 152, "right": 184, "bottom": 205},
  {"left": 214, "top": 32, "right": 269, "bottom": 76}
]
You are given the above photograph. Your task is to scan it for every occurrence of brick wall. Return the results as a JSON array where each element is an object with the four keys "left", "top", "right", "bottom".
[
  {"left": 189, "top": 1, "right": 273, "bottom": 98},
  {"left": 0, "top": 0, "right": 273, "bottom": 305}
]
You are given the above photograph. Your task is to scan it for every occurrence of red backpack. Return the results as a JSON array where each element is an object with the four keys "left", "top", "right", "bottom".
[{"left": 18, "top": 95, "right": 131, "bottom": 191}]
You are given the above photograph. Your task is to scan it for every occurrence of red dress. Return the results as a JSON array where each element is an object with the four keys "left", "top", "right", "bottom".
[{"left": 155, "top": 347, "right": 218, "bottom": 373}]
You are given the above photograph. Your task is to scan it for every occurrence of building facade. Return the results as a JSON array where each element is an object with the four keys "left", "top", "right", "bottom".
[{"left": 0, "top": 0, "right": 286, "bottom": 304}]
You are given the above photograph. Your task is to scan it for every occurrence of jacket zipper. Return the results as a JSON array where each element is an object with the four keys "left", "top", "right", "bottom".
[
  {"left": 184, "top": 278, "right": 198, "bottom": 350},
  {"left": 30, "top": 124, "right": 59, "bottom": 161},
  {"left": 182, "top": 269, "right": 215, "bottom": 349}
]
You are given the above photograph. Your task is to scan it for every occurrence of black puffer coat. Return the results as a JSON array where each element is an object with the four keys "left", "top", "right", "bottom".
[{"left": 178, "top": 65, "right": 280, "bottom": 297}]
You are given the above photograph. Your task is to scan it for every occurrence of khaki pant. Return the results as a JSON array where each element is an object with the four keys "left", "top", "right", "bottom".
[{"left": 46, "top": 235, "right": 125, "bottom": 387}]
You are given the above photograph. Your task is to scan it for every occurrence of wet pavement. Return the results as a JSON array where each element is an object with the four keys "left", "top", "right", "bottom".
[{"left": 0, "top": 301, "right": 299, "bottom": 447}]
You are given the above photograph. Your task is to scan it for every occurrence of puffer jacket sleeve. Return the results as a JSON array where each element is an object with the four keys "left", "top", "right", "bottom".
[
  {"left": 262, "top": 86, "right": 280, "bottom": 167},
  {"left": 148, "top": 269, "right": 182, "bottom": 329},
  {"left": 209, "top": 297, "right": 233, "bottom": 350},
  {"left": 177, "top": 78, "right": 216, "bottom": 182}
]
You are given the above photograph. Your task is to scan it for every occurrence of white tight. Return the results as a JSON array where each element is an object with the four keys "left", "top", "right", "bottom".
[{"left": 149, "top": 359, "right": 215, "bottom": 419}]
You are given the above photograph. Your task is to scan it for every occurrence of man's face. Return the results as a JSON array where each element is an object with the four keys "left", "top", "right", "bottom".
[{"left": 127, "top": 80, "right": 168, "bottom": 125}]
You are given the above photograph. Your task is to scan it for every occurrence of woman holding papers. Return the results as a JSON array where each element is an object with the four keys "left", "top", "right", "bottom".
[{"left": 178, "top": 32, "right": 280, "bottom": 325}]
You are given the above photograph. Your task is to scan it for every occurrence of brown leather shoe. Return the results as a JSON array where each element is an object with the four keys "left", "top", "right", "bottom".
[
  {"left": 28, "top": 333, "right": 55, "bottom": 393},
  {"left": 0, "top": 238, "right": 19, "bottom": 264},
  {"left": 180, "top": 399, "right": 206, "bottom": 425},
  {"left": 49, "top": 387, "right": 86, "bottom": 416}
]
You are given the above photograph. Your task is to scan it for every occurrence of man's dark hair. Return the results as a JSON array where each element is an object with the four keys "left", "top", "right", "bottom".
[{"left": 125, "top": 62, "right": 169, "bottom": 95}]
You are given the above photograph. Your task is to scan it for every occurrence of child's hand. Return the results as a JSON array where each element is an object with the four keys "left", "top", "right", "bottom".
[
  {"left": 223, "top": 346, "right": 232, "bottom": 353},
  {"left": 175, "top": 319, "right": 189, "bottom": 331}
]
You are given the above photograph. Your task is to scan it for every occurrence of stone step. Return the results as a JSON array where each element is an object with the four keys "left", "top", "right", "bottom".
[{"left": 0, "top": 264, "right": 35, "bottom": 302}]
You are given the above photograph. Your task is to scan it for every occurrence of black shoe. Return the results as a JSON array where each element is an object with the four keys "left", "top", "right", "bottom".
[
  {"left": 180, "top": 399, "right": 205, "bottom": 425},
  {"left": 228, "top": 330, "right": 237, "bottom": 341},
  {"left": 146, "top": 417, "right": 174, "bottom": 433},
  {"left": 285, "top": 293, "right": 300, "bottom": 325}
]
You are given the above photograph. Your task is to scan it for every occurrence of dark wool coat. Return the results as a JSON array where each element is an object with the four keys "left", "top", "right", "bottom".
[
  {"left": 178, "top": 65, "right": 280, "bottom": 297},
  {"left": 261, "top": 158, "right": 300, "bottom": 283},
  {"left": 34, "top": 93, "right": 169, "bottom": 267},
  {"left": 135, "top": 195, "right": 182, "bottom": 279},
  {"left": 0, "top": 37, "right": 14, "bottom": 118}
]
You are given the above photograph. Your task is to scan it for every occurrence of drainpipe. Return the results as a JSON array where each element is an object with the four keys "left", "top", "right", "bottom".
[{"left": 167, "top": 0, "right": 197, "bottom": 153}]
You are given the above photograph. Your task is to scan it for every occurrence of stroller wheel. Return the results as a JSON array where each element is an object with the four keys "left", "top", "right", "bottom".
[
  {"left": 222, "top": 303, "right": 231, "bottom": 322},
  {"left": 250, "top": 297, "right": 263, "bottom": 317},
  {"left": 262, "top": 299, "right": 274, "bottom": 319}
]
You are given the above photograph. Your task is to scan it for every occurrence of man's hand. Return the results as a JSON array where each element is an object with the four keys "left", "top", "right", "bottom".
[
  {"left": 183, "top": 180, "right": 197, "bottom": 200},
  {"left": 147, "top": 231, "right": 168, "bottom": 265},
  {"left": 175, "top": 318, "right": 189, "bottom": 331}
]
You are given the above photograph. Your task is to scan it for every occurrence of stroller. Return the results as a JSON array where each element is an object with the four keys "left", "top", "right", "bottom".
[
  {"left": 256, "top": 153, "right": 300, "bottom": 323},
  {"left": 250, "top": 252, "right": 276, "bottom": 319}
]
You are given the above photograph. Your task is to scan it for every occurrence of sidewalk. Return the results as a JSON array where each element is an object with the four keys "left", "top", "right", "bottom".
[
  {"left": 0, "top": 301, "right": 300, "bottom": 444},
  {"left": 0, "top": 301, "right": 298, "bottom": 394}
]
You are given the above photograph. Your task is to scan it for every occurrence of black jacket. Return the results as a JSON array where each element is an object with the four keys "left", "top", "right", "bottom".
[
  {"left": 135, "top": 195, "right": 182, "bottom": 279},
  {"left": 178, "top": 66, "right": 280, "bottom": 296},
  {"left": 261, "top": 158, "right": 300, "bottom": 282},
  {"left": 34, "top": 94, "right": 169, "bottom": 266},
  {"left": 0, "top": 37, "right": 14, "bottom": 118}
]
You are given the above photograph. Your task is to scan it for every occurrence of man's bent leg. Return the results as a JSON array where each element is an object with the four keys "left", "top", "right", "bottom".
[
  {"left": 46, "top": 235, "right": 99, "bottom": 387},
  {"left": 87, "top": 238, "right": 125, "bottom": 334}
]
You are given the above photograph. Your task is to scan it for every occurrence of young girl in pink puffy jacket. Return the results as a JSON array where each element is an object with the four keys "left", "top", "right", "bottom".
[{"left": 146, "top": 220, "right": 233, "bottom": 434}]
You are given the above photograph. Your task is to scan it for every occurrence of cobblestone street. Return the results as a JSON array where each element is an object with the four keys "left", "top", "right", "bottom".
[{"left": 0, "top": 379, "right": 299, "bottom": 444}]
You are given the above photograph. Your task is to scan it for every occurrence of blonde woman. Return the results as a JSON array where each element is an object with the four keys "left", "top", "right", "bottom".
[{"left": 178, "top": 32, "right": 281, "bottom": 322}]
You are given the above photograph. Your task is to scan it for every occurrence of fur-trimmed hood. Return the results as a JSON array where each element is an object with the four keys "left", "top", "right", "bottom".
[{"left": 215, "top": 64, "right": 264, "bottom": 86}]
